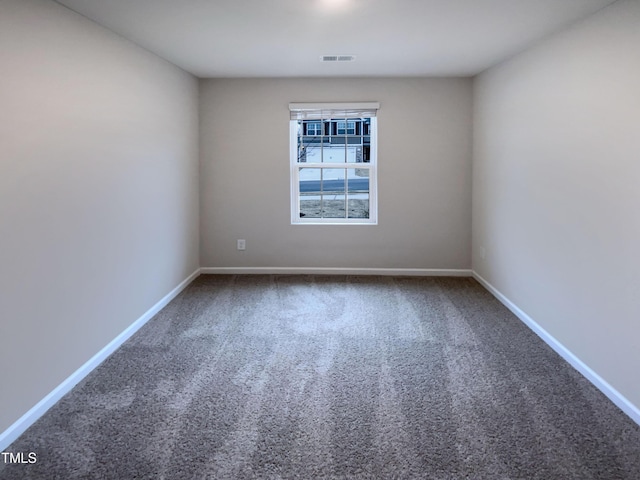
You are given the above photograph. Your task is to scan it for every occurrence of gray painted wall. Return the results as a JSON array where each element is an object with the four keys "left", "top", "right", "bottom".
[
  {"left": 0, "top": 0, "right": 199, "bottom": 432},
  {"left": 473, "top": 0, "right": 640, "bottom": 409},
  {"left": 200, "top": 78, "right": 472, "bottom": 270}
]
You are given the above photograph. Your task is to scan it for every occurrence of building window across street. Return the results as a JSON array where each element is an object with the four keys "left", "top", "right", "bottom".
[
  {"left": 336, "top": 121, "right": 356, "bottom": 135},
  {"left": 306, "top": 122, "right": 323, "bottom": 136},
  {"left": 289, "top": 102, "right": 379, "bottom": 224}
]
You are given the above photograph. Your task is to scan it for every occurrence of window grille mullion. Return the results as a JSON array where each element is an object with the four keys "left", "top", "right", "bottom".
[
  {"left": 320, "top": 166, "right": 324, "bottom": 219},
  {"left": 320, "top": 113, "right": 324, "bottom": 164},
  {"left": 344, "top": 118, "right": 348, "bottom": 218}
]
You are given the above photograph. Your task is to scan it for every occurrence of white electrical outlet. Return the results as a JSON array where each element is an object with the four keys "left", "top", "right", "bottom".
[
  {"left": 479, "top": 246, "right": 486, "bottom": 260},
  {"left": 237, "top": 239, "right": 246, "bottom": 251}
]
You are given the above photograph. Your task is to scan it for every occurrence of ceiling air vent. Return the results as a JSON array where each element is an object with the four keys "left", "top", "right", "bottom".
[{"left": 321, "top": 55, "right": 356, "bottom": 62}]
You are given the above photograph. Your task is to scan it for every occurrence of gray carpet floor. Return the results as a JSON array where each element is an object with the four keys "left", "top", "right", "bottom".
[{"left": 2, "top": 275, "right": 640, "bottom": 479}]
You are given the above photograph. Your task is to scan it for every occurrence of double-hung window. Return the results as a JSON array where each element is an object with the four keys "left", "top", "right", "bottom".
[{"left": 289, "top": 102, "right": 379, "bottom": 224}]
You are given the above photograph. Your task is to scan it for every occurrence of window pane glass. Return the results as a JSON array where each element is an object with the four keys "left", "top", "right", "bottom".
[
  {"left": 348, "top": 171, "right": 369, "bottom": 219},
  {"left": 309, "top": 122, "right": 322, "bottom": 135},
  {"left": 321, "top": 145, "right": 346, "bottom": 163},
  {"left": 321, "top": 168, "right": 346, "bottom": 219},
  {"left": 299, "top": 168, "right": 321, "bottom": 218},
  {"left": 347, "top": 121, "right": 355, "bottom": 135},
  {"left": 346, "top": 146, "right": 359, "bottom": 163},
  {"left": 295, "top": 118, "right": 369, "bottom": 165},
  {"left": 298, "top": 121, "right": 323, "bottom": 163},
  {"left": 302, "top": 144, "right": 320, "bottom": 163},
  {"left": 337, "top": 120, "right": 356, "bottom": 135},
  {"left": 298, "top": 167, "right": 370, "bottom": 220}
]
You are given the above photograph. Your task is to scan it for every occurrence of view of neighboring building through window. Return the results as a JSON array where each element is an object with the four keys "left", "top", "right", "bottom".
[
  {"left": 306, "top": 122, "right": 323, "bottom": 136},
  {"left": 336, "top": 121, "right": 355, "bottom": 135},
  {"left": 289, "top": 103, "right": 378, "bottom": 224}
]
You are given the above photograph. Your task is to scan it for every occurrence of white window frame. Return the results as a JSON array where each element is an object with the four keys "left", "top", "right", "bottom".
[{"left": 289, "top": 102, "right": 379, "bottom": 225}]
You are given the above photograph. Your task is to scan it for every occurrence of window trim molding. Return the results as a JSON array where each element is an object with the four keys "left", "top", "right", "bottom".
[{"left": 289, "top": 102, "right": 380, "bottom": 118}]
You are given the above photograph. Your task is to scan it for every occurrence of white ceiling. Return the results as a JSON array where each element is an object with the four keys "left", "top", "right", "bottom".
[{"left": 54, "top": 0, "right": 616, "bottom": 78}]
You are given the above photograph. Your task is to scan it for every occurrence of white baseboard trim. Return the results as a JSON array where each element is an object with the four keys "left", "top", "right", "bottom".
[
  {"left": 0, "top": 268, "right": 201, "bottom": 451},
  {"left": 201, "top": 267, "right": 473, "bottom": 277},
  {"left": 472, "top": 271, "right": 640, "bottom": 427}
]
